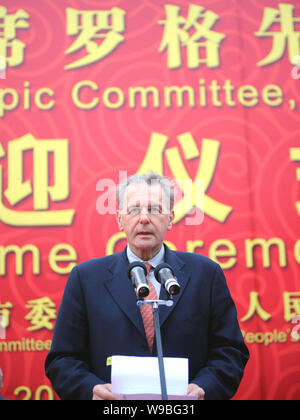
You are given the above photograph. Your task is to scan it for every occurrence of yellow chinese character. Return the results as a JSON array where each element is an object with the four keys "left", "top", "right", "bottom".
[
  {"left": 256, "top": 3, "right": 300, "bottom": 66},
  {"left": 158, "top": 4, "right": 225, "bottom": 69},
  {"left": 25, "top": 297, "right": 56, "bottom": 331},
  {"left": 137, "top": 132, "right": 232, "bottom": 224},
  {"left": 0, "top": 133, "right": 75, "bottom": 227},
  {"left": 283, "top": 292, "right": 300, "bottom": 322},
  {"left": 241, "top": 292, "right": 271, "bottom": 322},
  {"left": 65, "top": 7, "right": 125, "bottom": 70},
  {"left": 290, "top": 147, "right": 300, "bottom": 216},
  {"left": 0, "top": 301, "right": 13, "bottom": 331},
  {"left": 0, "top": 6, "right": 29, "bottom": 68}
]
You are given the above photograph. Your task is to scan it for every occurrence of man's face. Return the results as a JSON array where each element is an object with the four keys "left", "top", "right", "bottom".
[{"left": 116, "top": 182, "right": 174, "bottom": 260}]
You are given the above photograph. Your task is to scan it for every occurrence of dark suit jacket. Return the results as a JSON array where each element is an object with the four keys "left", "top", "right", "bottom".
[{"left": 45, "top": 245, "right": 249, "bottom": 400}]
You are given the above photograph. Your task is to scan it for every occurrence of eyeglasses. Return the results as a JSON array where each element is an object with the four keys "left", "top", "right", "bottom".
[{"left": 126, "top": 205, "right": 169, "bottom": 216}]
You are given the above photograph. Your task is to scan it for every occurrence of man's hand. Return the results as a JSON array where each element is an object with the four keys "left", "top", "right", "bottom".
[
  {"left": 92, "top": 383, "right": 119, "bottom": 400},
  {"left": 187, "top": 383, "right": 205, "bottom": 400}
]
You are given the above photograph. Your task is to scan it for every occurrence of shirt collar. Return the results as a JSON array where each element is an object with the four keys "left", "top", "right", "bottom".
[{"left": 126, "top": 244, "right": 165, "bottom": 268}]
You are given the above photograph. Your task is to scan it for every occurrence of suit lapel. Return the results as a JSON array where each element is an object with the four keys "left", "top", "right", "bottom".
[
  {"left": 158, "top": 245, "right": 190, "bottom": 327},
  {"left": 104, "top": 248, "right": 146, "bottom": 338}
]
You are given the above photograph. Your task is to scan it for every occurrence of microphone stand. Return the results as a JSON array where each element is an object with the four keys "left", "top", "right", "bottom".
[{"left": 137, "top": 298, "right": 173, "bottom": 401}]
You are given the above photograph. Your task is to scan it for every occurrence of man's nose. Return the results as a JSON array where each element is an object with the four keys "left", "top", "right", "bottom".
[{"left": 139, "top": 207, "right": 151, "bottom": 223}]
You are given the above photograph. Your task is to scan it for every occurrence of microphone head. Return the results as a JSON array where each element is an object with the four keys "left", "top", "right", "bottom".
[
  {"left": 154, "top": 263, "right": 174, "bottom": 283},
  {"left": 154, "top": 263, "right": 180, "bottom": 296},
  {"left": 168, "top": 282, "right": 180, "bottom": 296},
  {"left": 136, "top": 285, "right": 150, "bottom": 298},
  {"left": 127, "top": 261, "right": 147, "bottom": 278},
  {"left": 127, "top": 261, "right": 149, "bottom": 299}
]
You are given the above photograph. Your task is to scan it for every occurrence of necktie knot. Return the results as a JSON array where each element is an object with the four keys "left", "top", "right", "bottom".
[{"left": 144, "top": 262, "right": 152, "bottom": 276}]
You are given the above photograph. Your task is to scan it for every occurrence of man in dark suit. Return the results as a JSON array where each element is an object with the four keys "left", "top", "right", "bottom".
[{"left": 45, "top": 173, "right": 249, "bottom": 400}]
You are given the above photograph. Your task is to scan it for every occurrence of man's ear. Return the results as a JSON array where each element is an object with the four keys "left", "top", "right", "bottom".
[
  {"left": 116, "top": 210, "right": 123, "bottom": 231},
  {"left": 167, "top": 209, "right": 175, "bottom": 230}
]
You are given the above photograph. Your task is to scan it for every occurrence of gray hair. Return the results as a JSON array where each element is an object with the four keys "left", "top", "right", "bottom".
[{"left": 117, "top": 172, "right": 174, "bottom": 211}]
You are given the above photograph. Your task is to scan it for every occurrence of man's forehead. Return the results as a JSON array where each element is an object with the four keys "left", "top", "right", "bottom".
[{"left": 125, "top": 183, "right": 164, "bottom": 202}]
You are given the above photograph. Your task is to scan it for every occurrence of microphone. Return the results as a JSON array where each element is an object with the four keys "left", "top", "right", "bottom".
[
  {"left": 127, "top": 261, "right": 149, "bottom": 299},
  {"left": 154, "top": 263, "right": 180, "bottom": 296}
]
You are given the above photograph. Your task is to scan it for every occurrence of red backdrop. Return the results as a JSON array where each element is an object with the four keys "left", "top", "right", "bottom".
[{"left": 0, "top": 0, "right": 299, "bottom": 400}]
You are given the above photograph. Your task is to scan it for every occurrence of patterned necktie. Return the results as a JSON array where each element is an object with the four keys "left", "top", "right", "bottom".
[{"left": 140, "top": 262, "right": 157, "bottom": 353}]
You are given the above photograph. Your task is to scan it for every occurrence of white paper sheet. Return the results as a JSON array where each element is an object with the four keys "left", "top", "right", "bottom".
[{"left": 111, "top": 355, "right": 188, "bottom": 396}]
